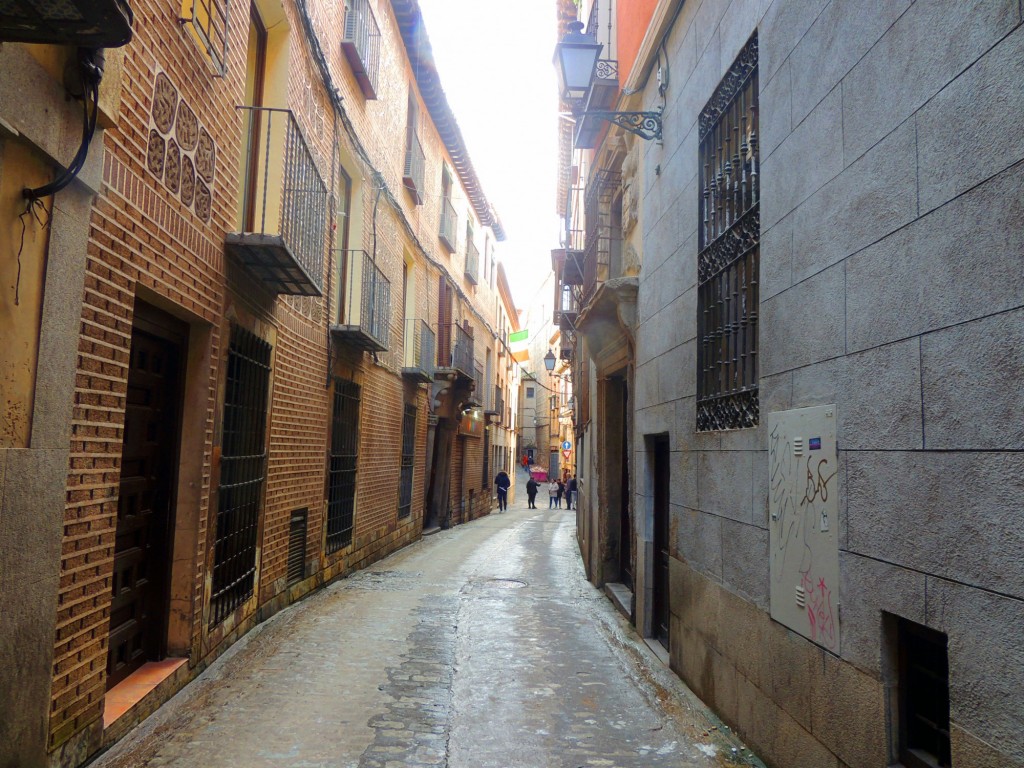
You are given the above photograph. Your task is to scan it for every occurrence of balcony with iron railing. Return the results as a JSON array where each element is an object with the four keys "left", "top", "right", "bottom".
[
  {"left": 436, "top": 322, "right": 475, "bottom": 382},
  {"left": 464, "top": 238, "right": 479, "bottom": 285},
  {"left": 575, "top": 0, "right": 620, "bottom": 149},
  {"left": 401, "top": 318, "right": 435, "bottom": 383},
  {"left": 557, "top": 283, "right": 580, "bottom": 331},
  {"left": 439, "top": 197, "right": 457, "bottom": 252},
  {"left": 552, "top": 247, "right": 586, "bottom": 286},
  {"left": 561, "top": 329, "right": 575, "bottom": 361},
  {"left": 582, "top": 169, "right": 620, "bottom": 303},
  {"left": 341, "top": 0, "right": 381, "bottom": 99},
  {"left": 227, "top": 107, "right": 327, "bottom": 296},
  {"left": 403, "top": 130, "right": 425, "bottom": 205},
  {"left": 331, "top": 250, "right": 390, "bottom": 352},
  {"left": 574, "top": 58, "right": 620, "bottom": 149},
  {"left": 485, "top": 385, "right": 503, "bottom": 421}
]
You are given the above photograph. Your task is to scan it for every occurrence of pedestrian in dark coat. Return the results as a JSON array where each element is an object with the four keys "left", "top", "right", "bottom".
[
  {"left": 566, "top": 475, "right": 578, "bottom": 510},
  {"left": 556, "top": 479, "right": 565, "bottom": 508},
  {"left": 494, "top": 470, "right": 511, "bottom": 511},
  {"left": 526, "top": 477, "right": 539, "bottom": 509}
]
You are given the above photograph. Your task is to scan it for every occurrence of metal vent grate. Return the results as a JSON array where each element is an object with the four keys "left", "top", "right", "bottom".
[{"left": 287, "top": 509, "right": 308, "bottom": 585}]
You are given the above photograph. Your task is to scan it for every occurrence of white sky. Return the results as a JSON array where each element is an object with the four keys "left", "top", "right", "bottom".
[{"left": 417, "top": 0, "right": 561, "bottom": 317}]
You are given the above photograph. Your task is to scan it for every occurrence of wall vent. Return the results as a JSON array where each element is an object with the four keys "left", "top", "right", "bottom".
[{"left": 287, "top": 509, "right": 308, "bottom": 586}]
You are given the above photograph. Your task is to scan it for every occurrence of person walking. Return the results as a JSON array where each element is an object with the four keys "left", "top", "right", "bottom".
[
  {"left": 494, "top": 470, "right": 510, "bottom": 512},
  {"left": 526, "top": 477, "right": 539, "bottom": 509},
  {"left": 548, "top": 479, "right": 560, "bottom": 509},
  {"left": 522, "top": 454, "right": 530, "bottom": 475},
  {"left": 566, "top": 474, "right": 578, "bottom": 510},
  {"left": 556, "top": 478, "right": 565, "bottom": 509}
]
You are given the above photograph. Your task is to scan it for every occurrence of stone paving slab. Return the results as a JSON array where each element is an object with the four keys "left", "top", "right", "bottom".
[{"left": 90, "top": 498, "right": 761, "bottom": 768}]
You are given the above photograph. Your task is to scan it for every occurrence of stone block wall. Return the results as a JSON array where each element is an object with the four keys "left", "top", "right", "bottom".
[{"left": 632, "top": 0, "right": 1024, "bottom": 766}]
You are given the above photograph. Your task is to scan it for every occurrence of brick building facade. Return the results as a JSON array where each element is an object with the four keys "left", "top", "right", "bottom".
[{"left": 0, "top": 1, "right": 518, "bottom": 765}]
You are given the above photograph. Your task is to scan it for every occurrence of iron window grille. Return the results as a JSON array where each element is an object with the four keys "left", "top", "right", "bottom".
[
  {"left": 464, "top": 221, "right": 479, "bottom": 285},
  {"left": 327, "top": 378, "right": 361, "bottom": 553},
  {"left": 439, "top": 196, "right": 457, "bottom": 252},
  {"left": 341, "top": 0, "right": 381, "bottom": 99},
  {"left": 398, "top": 404, "right": 416, "bottom": 519},
  {"left": 899, "top": 619, "right": 952, "bottom": 768},
  {"left": 697, "top": 33, "right": 759, "bottom": 432},
  {"left": 210, "top": 325, "right": 271, "bottom": 627},
  {"left": 182, "top": 0, "right": 228, "bottom": 76},
  {"left": 403, "top": 129, "right": 425, "bottom": 204}
]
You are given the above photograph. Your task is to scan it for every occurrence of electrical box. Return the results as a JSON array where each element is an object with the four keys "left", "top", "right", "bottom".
[{"left": 768, "top": 405, "right": 840, "bottom": 652}]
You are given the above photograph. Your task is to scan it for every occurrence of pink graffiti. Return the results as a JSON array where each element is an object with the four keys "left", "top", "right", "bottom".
[{"left": 801, "top": 572, "right": 837, "bottom": 648}]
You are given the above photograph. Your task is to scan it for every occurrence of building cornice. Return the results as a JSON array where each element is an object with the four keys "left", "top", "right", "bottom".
[{"left": 391, "top": 0, "right": 506, "bottom": 241}]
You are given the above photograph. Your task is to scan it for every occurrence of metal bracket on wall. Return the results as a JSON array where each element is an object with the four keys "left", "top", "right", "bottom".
[{"left": 582, "top": 107, "right": 663, "bottom": 141}]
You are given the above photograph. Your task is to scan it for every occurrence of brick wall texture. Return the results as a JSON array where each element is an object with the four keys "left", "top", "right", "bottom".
[{"left": 45, "top": 0, "right": 519, "bottom": 761}]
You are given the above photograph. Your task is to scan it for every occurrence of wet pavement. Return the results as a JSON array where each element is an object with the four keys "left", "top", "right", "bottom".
[{"left": 90, "top": 494, "right": 762, "bottom": 768}]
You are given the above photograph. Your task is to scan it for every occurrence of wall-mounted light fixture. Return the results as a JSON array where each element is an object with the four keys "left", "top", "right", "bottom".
[
  {"left": 543, "top": 348, "right": 557, "bottom": 372},
  {"left": 0, "top": 0, "right": 133, "bottom": 46},
  {"left": 554, "top": 21, "right": 662, "bottom": 142}
]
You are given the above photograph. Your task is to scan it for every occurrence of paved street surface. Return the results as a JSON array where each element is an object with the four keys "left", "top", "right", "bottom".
[{"left": 91, "top": 493, "right": 761, "bottom": 768}]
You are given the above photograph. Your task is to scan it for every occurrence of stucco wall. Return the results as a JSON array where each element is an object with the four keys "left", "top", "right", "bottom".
[{"left": 630, "top": 0, "right": 1024, "bottom": 766}]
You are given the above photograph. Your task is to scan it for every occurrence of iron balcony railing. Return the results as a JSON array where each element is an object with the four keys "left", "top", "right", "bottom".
[
  {"left": 558, "top": 283, "right": 579, "bottom": 331},
  {"left": 495, "top": 387, "right": 504, "bottom": 422},
  {"left": 402, "top": 318, "right": 435, "bottom": 382},
  {"left": 438, "top": 322, "right": 474, "bottom": 379},
  {"left": 439, "top": 197, "right": 457, "bottom": 252},
  {"left": 227, "top": 107, "right": 328, "bottom": 296},
  {"left": 341, "top": 0, "right": 380, "bottom": 99},
  {"left": 464, "top": 237, "right": 479, "bottom": 285},
  {"left": 582, "top": 169, "right": 620, "bottom": 304},
  {"left": 334, "top": 249, "right": 390, "bottom": 351},
  {"left": 403, "top": 130, "right": 425, "bottom": 205}
]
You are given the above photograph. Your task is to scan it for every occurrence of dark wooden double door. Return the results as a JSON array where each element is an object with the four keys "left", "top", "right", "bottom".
[{"left": 107, "top": 305, "right": 186, "bottom": 688}]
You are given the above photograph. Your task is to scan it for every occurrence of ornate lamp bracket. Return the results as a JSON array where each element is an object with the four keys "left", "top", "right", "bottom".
[{"left": 581, "top": 107, "right": 663, "bottom": 141}]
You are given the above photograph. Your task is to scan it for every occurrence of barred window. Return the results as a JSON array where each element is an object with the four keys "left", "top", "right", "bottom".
[
  {"left": 327, "top": 378, "right": 360, "bottom": 552},
  {"left": 398, "top": 404, "right": 416, "bottom": 519},
  {"left": 181, "top": 0, "right": 228, "bottom": 76},
  {"left": 210, "top": 325, "right": 271, "bottom": 627},
  {"left": 697, "top": 33, "right": 759, "bottom": 432}
]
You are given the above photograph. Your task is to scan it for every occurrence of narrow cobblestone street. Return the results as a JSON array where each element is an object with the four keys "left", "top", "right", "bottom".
[{"left": 90, "top": 492, "right": 760, "bottom": 768}]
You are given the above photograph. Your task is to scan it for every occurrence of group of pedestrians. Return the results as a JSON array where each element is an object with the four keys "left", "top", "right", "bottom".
[
  {"left": 505, "top": 455, "right": 578, "bottom": 511},
  {"left": 522, "top": 474, "right": 577, "bottom": 510}
]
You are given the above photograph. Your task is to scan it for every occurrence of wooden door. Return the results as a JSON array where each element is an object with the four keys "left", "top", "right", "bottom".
[
  {"left": 107, "top": 313, "right": 184, "bottom": 688},
  {"left": 653, "top": 436, "right": 671, "bottom": 648}
]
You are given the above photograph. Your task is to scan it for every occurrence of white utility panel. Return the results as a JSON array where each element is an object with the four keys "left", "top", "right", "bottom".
[{"left": 767, "top": 405, "right": 840, "bottom": 653}]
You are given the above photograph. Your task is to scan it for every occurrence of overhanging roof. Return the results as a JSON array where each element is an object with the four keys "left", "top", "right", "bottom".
[{"left": 391, "top": 0, "right": 506, "bottom": 241}]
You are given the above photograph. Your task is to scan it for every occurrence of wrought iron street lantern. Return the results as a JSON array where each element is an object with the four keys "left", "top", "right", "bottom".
[
  {"left": 553, "top": 21, "right": 602, "bottom": 102},
  {"left": 543, "top": 349, "right": 557, "bottom": 372},
  {"left": 553, "top": 19, "right": 663, "bottom": 142}
]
